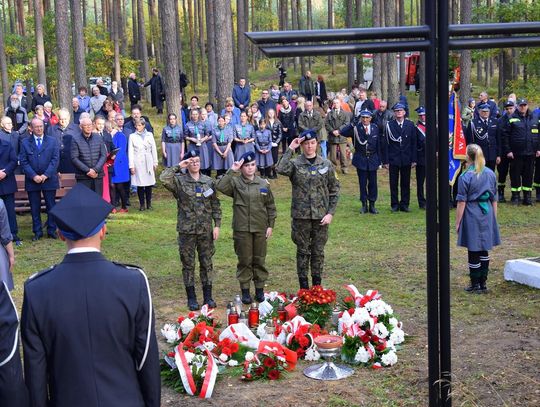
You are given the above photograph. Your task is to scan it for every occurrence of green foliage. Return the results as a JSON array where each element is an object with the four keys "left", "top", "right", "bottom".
[{"left": 84, "top": 24, "right": 115, "bottom": 77}]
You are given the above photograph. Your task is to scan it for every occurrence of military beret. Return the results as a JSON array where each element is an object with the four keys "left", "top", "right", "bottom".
[
  {"left": 359, "top": 110, "right": 372, "bottom": 118},
  {"left": 517, "top": 98, "right": 528, "bottom": 105},
  {"left": 504, "top": 100, "right": 515, "bottom": 108},
  {"left": 50, "top": 184, "right": 113, "bottom": 241},
  {"left": 300, "top": 129, "right": 318, "bottom": 142},
  {"left": 415, "top": 106, "right": 426, "bottom": 115},
  {"left": 478, "top": 103, "right": 491, "bottom": 111},
  {"left": 182, "top": 150, "right": 199, "bottom": 161},
  {"left": 392, "top": 103, "right": 406, "bottom": 111},
  {"left": 239, "top": 151, "right": 256, "bottom": 165}
]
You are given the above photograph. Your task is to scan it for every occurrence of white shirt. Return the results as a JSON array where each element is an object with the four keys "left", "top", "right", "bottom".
[{"left": 67, "top": 247, "right": 101, "bottom": 254}]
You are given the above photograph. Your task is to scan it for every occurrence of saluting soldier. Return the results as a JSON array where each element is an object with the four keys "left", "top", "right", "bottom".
[
  {"left": 276, "top": 131, "right": 340, "bottom": 289},
  {"left": 415, "top": 106, "right": 427, "bottom": 209},
  {"left": 217, "top": 152, "right": 276, "bottom": 305},
  {"left": 466, "top": 103, "right": 500, "bottom": 171},
  {"left": 341, "top": 110, "right": 381, "bottom": 214},
  {"left": 382, "top": 103, "right": 417, "bottom": 212},
  {"left": 160, "top": 150, "right": 221, "bottom": 311},
  {"left": 496, "top": 100, "right": 516, "bottom": 202},
  {"left": 21, "top": 184, "right": 160, "bottom": 407}
]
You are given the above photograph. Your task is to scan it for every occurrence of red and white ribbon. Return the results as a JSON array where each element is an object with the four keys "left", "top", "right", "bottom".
[
  {"left": 199, "top": 349, "right": 218, "bottom": 399},
  {"left": 175, "top": 345, "right": 197, "bottom": 396},
  {"left": 200, "top": 304, "right": 214, "bottom": 317},
  {"left": 344, "top": 284, "right": 382, "bottom": 307}
]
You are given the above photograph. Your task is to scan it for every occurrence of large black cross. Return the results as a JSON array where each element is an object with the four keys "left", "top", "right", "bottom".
[{"left": 246, "top": 2, "right": 540, "bottom": 406}]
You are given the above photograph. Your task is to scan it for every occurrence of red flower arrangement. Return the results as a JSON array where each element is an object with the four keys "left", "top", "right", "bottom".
[
  {"left": 242, "top": 353, "right": 287, "bottom": 381},
  {"left": 286, "top": 323, "right": 326, "bottom": 359},
  {"left": 295, "top": 286, "right": 336, "bottom": 327}
]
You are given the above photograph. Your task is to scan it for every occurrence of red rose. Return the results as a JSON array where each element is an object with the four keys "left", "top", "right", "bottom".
[
  {"left": 344, "top": 296, "right": 353, "bottom": 303},
  {"left": 244, "top": 373, "right": 252, "bottom": 380},
  {"left": 348, "top": 308, "right": 355, "bottom": 315},
  {"left": 222, "top": 346, "right": 232, "bottom": 356},
  {"left": 255, "top": 366, "right": 265, "bottom": 376},
  {"left": 230, "top": 343, "right": 239, "bottom": 353},
  {"left": 188, "top": 312, "right": 196, "bottom": 318},
  {"left": 298, "top": 336, "right": 309, "bottom": 348},
  {"left": 167, "top": 351, "right": 175, "bottom": 357},
  {"left": 268, "top": 369, "right": 280, "bottom": 380},
  {"left": 296, "top": 348, "right": 306, "bottom": 358},
  {"left": 263, "top": 357, "right": 276, "bottom": 368},
  {"left": 177, "top": 316, "right": 185, "bottom": 323},
  {"left": 376, "top": 343, "right": 386, "bottom": 352}
]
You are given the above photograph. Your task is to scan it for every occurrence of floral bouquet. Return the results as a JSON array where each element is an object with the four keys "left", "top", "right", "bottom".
[
  {"left": 278, "top": 316, "right": 325, "bottom": 360},
  {"left": 160, "top": 306, "right": 218, "bottom": 346},
  {"left": 212, "top": 337, "right": 253, "bottom": 367},
  {"left": 338, "top": 285, "right": 405, "bottom": 368},
  {"left": 241, "top": 341, "right": 296, "bottom": 381},
  {"left": 295, "top": 285, "right": 337, "bottom": 327},
  {"left": 258, "top": 291, "right": 291, "bottom": 324}
]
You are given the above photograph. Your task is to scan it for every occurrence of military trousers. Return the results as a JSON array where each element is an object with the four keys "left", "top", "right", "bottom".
[
  {"left": 291, "top": 218, "right": 329, "bottom": 280},
  {"left": 329, "top": 142, "right": 349, "bottom": 173},
  {"left": 509, "top": 155, "right": 534, "bottom": 192},
  {"left": 233, "top": 231, "right": 268, "bottom": 289},
  {"left": 178, "top": 232, "right": 215, "bottom": 287}
]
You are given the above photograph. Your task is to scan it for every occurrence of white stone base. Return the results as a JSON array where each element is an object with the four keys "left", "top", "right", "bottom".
[{"left": 504, "top": 258, "right": 540, "bottom": 289}]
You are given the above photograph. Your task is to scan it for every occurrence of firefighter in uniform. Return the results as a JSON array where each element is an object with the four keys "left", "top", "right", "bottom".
[
  {"left": 466, "top": 103, "right": 500, "bottom": 171},
  {"left": 496, "top": 100, "right": 516, "bottom": 202},
  {"left": 415, "top": 106, "right": 427, "bottom": 209}
]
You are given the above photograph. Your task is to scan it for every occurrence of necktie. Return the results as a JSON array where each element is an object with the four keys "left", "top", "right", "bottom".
[
  {"left": 365, "top": 126, "right": 369, "bottom": 135},
  {"left": 37, "top": 138, "right": 42, "bottom": 149}
]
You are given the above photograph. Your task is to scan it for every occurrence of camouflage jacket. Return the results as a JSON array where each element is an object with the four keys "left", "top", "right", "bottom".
[
  {"left": 216, "top": 170, "right": 276, "bottom": 233},
  {"left": 160, "top": 166, "right": 221, "bottom": 234},
  {"left": 276, "top": 149, "right": 340, "bottom": 219}
]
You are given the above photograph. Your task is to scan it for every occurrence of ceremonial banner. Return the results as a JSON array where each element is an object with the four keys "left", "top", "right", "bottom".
[{"left": 448, "top": 92, "right": 467, "bottom": 186}]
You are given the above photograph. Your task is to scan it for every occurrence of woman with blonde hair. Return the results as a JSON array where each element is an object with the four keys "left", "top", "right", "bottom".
[{"left": 455, "top": 144, "right": 500, "bottom": 294}]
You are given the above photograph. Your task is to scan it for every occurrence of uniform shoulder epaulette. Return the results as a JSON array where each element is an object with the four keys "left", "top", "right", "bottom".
[
  {"left": 26, "top": 265, "right": 57, "bottom": 283},
  {"left": 112, "top": 261, "right": 144, "bottom": 272}
]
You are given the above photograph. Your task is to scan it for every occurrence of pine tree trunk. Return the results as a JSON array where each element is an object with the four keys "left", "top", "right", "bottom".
[
  {"left": 197, "top": 0, "right": 207, "bottom": 83},
  {"left": 137, "top": 0, "right": 150, "bottom": 99},
  {"left": 214, "top": 0, "right": 234, "bottom": 111},
  {"left": 371, "top": 0, "right": 382, "bottom": 96},
  {"left": 346, "top": 0, "right": 354, "bottom": 89},
  {"left": 112, "top": 0, "right": 121, "bottom": 83},
  {"left": 385, "top": 0, "right": 399, "bottom": 106},
  {"left": 206, "top": 0, "right": 216, "bottom": 103},
  {"left": 458, "top": 0, "right": 472, "bottom": 107},
  {"left": 328, "top": 0, "right": 334, "bottom": 75},
  {"left": 398, "top": 0, "right": 406, "bottom": 96},
  {"left": 55, "top": 0, "right": 72, "bottom": 109},
  {"left": 296, "top": 0, "right": 305, "bottom": 74},
  {"left": 237, "top": 0, "right": 248, "bottom": 80},
  {"left": 132, "top": 0, "right": 138, "bottom": 60},
  {"left": 290, "top": 0, "right": 298, "bottom": 72},
  {"left": 380, "top": 1, "right": 388, "bottom": 101},
  {"left": 355, "top": 0, "right": 363, "bottom": 84},
  {"left": 0, "top": 14, "right": 9, "bottom": 105},
  {"left": 7, "top": 0, "right": 15, "bottom": 35},
  {"left": 15, "top": 0, "right": 24, "bottom": 35},
  {"left": 71, "top": 0, "right": 87, "bottom": 91},
  {"left": 306, "top": 0, "right": 312, "bottom": 71},
  {"left": 82, "top": 0, "right": 87, "bottom": 27},
  {"left": 175, "top": 0, "right": 183, "bottom": 72},
  {"left": 34, "top": 0, "right": 47, "bottom": 90},
  {"left": 231, "top": 2, "right": 238, "bottom": 82},
  {"left": 187, "top": 0, "right": 198, "bottom": 91},
  {"left": 160, "top": 0, "right": 181, "bottom": 114},
  {"left": 119, "top": 0, "right": 127, "bottom": 55},
  {"left": 44, "top": 0, "right": 51, "bottom": 12}
]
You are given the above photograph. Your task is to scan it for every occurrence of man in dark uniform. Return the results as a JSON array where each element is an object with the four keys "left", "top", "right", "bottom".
[
  {"left": 0, "top": 281, "right": 29, "bottom": 407},
  {"left": 414, "top": 106, "right": 427, "bottom": 209},
  {"left": 47, "top": 108, "right": 80, "bottom": 174},
  {"left": 496, "top": 100, "right": 516, "bottom": 202},
  {"left": 342, "top": 110, "right": 381, "bottom": 214},
  {"left": 277, "top": 131, "right": 340, "bottom": 289},
  {"left": 128, "top": 72, "right": 141, "bottom": 109},
  {"left": 160, "top": 150, "right": 221, "bottom": 311},
  {"left": 502, "top": 98, "right": 540, "bottom": 206},
  {"left": 21, "top": 184, "right": 161, "bottom": 407},
  {"left": 0, "top": 139, "right": 20, "bottom": 245},
  {"left": 382, "top": 103, "right": 417, "bottom": 212},
  {"left": 19, "top": 118, "right": 59, "bottom": 241},
  {"left": 144, "top": 68, "right": 165, "bottom": 115},
  {"left": 466, "top": 103, "right": 500, "bottom": 171}
]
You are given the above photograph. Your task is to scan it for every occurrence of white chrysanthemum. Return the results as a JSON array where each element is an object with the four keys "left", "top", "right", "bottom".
[
  {"left": 354, "top": 346, "right": 372, "bottom": 364},
  {"left": 373, "top": 322, "right": 389, "bottom": 339},
  {"left": 202, "top": 341, "right": 216, "bottom": 351},
  {"left": 365, "top": 300, "right": 393, "bottom": 316},
  {"left": 180, "top": 318, "right": 195, "bottom": 335},
  {"left": 389, "top": 317, "right": 399, "bottom": 328},
  {"left": 351, "top": 307, "right": 372, "bottom": 326},
  {"left": 161, "top": 324, "right": 179, "bottom": 343},
  {"left": 381, "top": 350, "right": 398, "bottom": 366},
  {"left": 245, "top": 351, "right": 255, "bottom": 362},
  {"left": 386, "top": 340, "right": 396, "bottom": 352},
  {"left": 219, "top": 353, "right": 229, "bottom": 362},
  {"left": 184, "top": 351, "right": 195, "bottom": 364},
  {"left": 389, "top": 328, "right": 405, "bottom": 345},
  {"left": 228, "top": 360, "right": 239, "bottom": 367},
  {"left": 304, "top": 347, "right": 321, "bottom": 361}
]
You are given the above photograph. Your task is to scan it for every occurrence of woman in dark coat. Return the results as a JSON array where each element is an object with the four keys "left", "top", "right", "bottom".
[
  {"left": 315, "top": 75, "right": 328, "bottom": 108},
  {"left": 31, "top": 84, "right": 52, "bottom": 112},
  {"left": 265, "top": 108, "right": 282, "bottom": 179},
  {"left": 144, "top": 68, "right": 164, "bottom": 114},
  {"left": 278, "top": 98, "right": 296, "bottom": 153}
]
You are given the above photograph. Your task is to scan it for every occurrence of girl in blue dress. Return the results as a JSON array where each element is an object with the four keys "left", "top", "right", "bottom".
[
  {"left": 233, "top": 111, "right": 256, "bottom": 160},
  {"left": 184, "top": 109, "right": 212, "bottom": 175},
  {"left": 211, "top": 115, "right": 234, "bottom": 177},
  {"left": 255, "top": 118, "right": 273, "bottom": 177}
]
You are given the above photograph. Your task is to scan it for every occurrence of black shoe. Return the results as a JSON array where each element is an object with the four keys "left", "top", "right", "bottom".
[
  {"left": 400, "top": 206, "right": 411, "bottom": 212},
  {"left": 312, "top": 275, "right": 321, "bottom": 287},
  {"left": 298, "top": 277, "right": 309, "bottom": 289},
  {"left": 202, "top": 285, "right": 217, "bottom": 308},
  {"left": 47, "top": 232, "right": 58, "bottom": 239},
  {"left": 255, "top": 288, "right": 265, "bottom": 303},
  {"left": 241, "top": 289, "right": 252, "bottom": 305},
  {"left": 419, "top": 203, "right": 426, "bottom": 210},
  {"left": 139, "top": 205, "right": 146, "bottom": 211},
  {"left": 360, "top": 202, "right": 368, "bottom": 214},
  {"left": 522, "top": 191, "right": 532, "bottom": 206},
  {"left": 146, "top": 205, "right": 153, "bottom": 210},
  {"left": 498, "top": 186, "right": 506, "bottom": 203},
  {"left": 510, "top": 191, "right": 520, "bottom": 205},
  {"left": 391, "top": 206, "right": 399, "bottom": 212},
  {"left": 31, "top": 234, "right": 42, "bottom": 242},
  {"left": 536, "top": 188, "right": 540, "bottom": 203},
  {"left": 369, "top": 201, "right": 379, "bottom": 214},
  {"left": 478, "top": 277, "right": 488, "bottom": 294},
  {"left": 185, "top": 286, "right": 200, "bottom": 311},
  {"left": 464, "top": 277, "right": 481, "bottom": 293}
]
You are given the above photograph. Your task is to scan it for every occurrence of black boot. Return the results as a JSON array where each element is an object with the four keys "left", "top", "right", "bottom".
[
  {"left": 202, "top": 285, "right": 217, "bottom": 308},
  {"left": 185, "top": 286, "right": 200, "bottom": 311},
  {"left": 369, "top": 201, "right": 379, "bottom": 214},
  {"left": 241, "top": 289, "right": 252, "bottom": 305},
  {"left": 498, "top": 186, "right": 506, "bottom": 203},
  {"left": 464, "top": 277, "right": 481, "bottom": 293},
  {"left": 536, "top": 187, "right": 540, "bottom": 203},
  {"left": 255, "top": 288, "right": 265, "bottom": 302},
  {"left": 298, "top": 276, "right": 309, "bottom": 289},
  {"left": 510, "top": 191, "right": 520, "bottom": 205},
  {"left": 360, "top": 201, "right": 368, "bottom": 214},
  {"left": 312, "top": 275, "right": 321, "bottom": 287},
  {"left": 478, "top": 276, "right": 488, "bottom": 293},
  {"left": 522, "top": 191, "right": 532, "bottom": 206}
]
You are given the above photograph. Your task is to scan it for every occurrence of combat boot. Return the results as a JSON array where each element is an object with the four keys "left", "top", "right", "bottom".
[
  {"left": 185, "top": 286, "right": 200, "bottom": 311},
  {"left": 298, "top": 276, "right": 309, "bottom": 289},
  {"left": 255, "top": 288, "right": 265, "bottom": 303},
  {"left": 312, "top": 275, "right": 322, "bottom": 287},
  {"left": 464, "top": 277, "right": 481, "bottom": 293},
  {"left": 360, "top": 201, "right": 368, "bottom": 214},
  {"left": 202, "top": 285, "right": 217, "bottom": 308},
  {"left": 510, "top": 191, "right": 520, "bottom": 205},
  {"left": 241, "top": 289, "right": 252, "bottom": 305},
  {"left": 536, "top": 187, "right": 540, "bottom": 202},
  {"left": 369, "top": 201, "right": 379, "bottom": 214},
  {"left": 522, "top": 191, "right": 532, "bottom": 206},
  {"left": 478, "top": 276, "right": 488, "bottom": 294},
  {"left": 498, "top": 186, "right": 506, "bottom": 203}
]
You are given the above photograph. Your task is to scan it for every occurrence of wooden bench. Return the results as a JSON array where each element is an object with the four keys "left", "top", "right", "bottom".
[{"left": 15, "top": 173, "right": 77, "bottom": 213}]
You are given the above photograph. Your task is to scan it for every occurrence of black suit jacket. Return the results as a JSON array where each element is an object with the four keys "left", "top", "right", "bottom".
[
  {"left": 0, "top": 140, "right": 18, "bottom": 195},
  {"left": 21, "top": 252, "right": 161, "bottom": 407}
]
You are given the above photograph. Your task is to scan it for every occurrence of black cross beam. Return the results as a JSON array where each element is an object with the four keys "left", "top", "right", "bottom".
[{"left": 245, "top": 2, "right": 540, "bottom": 406}]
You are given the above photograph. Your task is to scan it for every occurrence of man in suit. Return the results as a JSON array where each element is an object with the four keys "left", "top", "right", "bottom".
[
  {"left": 382, "top": 103, "right": 417, "bottom": 212},
  {"left": 325, "top": 98, "right": 351, "bottom": 174},
  {"left": 0, "top": 139, "right": 20, "bottom": 245},
  {"left": 353, "top": 89, "right": 376, "bottom": 118},
  {"left": 19, "top": 118, "right": 59, "bottom": 240},
  {"left": 127, "top": 72, "right": 141, "bottom": 108},
  {"left": 232, "top": 77, "right": 251, "bottom": 110},
  {"left": 48, "top": 108, "right": 80, "bottom": 174},
  {"left": 21, "top": 184, "right": 161, "bottom": 407}
]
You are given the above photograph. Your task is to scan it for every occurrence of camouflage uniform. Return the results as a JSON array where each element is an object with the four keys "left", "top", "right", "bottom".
[
  {"left": 160, "top": 165, "right": 221, "bottom": 287},
  {"left": 216, "top": 169, "right": 276, "bottom": 289},
  {"left": 276, "top": 148, "right": 340, "bottom": 282}
]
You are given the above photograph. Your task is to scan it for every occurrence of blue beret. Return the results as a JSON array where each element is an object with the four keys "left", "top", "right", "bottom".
[
  {"left": 359, "top": 110, "right": 372, "bottom": 118},
  {"left": 239, "top": 151, "right": 256, "bottom": 165},
  {"left": 300, "top": 129, "right": 318, "bottom": 142},
  {"left": 50, "top": 184, "right": 113, "bottom": 241},
  {"left": 392, "top": 103, "right": 406, "bottom": 111},
  {"left": 478, "top": 103, "right": 490, "bottom": 111},
  {"left": 182, "top": 150, "right": 199, "bottom": 161},
  {"left": 415, "top": 106, "right": 426, "bottom": 115}
]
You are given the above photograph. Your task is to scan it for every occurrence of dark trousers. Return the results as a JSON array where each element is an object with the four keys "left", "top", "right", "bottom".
[
  {"left": 389, "top": 164, "right": 411, "bottom": 208},
  {"left": 271, "top": 146, "right": 279, "bottom": 165},
  {"left": 416, "top": 165, "right": 426, "bottom": 208},
  {"left": 486, "top": 160, "right": 496, "bottom": 171},
  {"left": 497, "top": 156, "right": 510, "bottom": 186},
  {"left": 137, "top": 186, "right": 152, "bottom": 207},
  {"left": 28, "top": 189, "right": 56, "bottom": 236},
  {"left": 77, "top": 177, "right": 103, "bottom": 196},
  {"left": 113, "top": 181, "right": 129, "bottom": 209},
  {"left": 356, "top": 168, "right": 378, "bottom": 202},
  {"left": 534, "top": 157, "right": 540, "bottom": 188},
  {"left": 509, "top": 155, "right": 534, "bottom": 191},
  {"left": 0, "top": 193, "right": 18, "bottom": 237}
]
